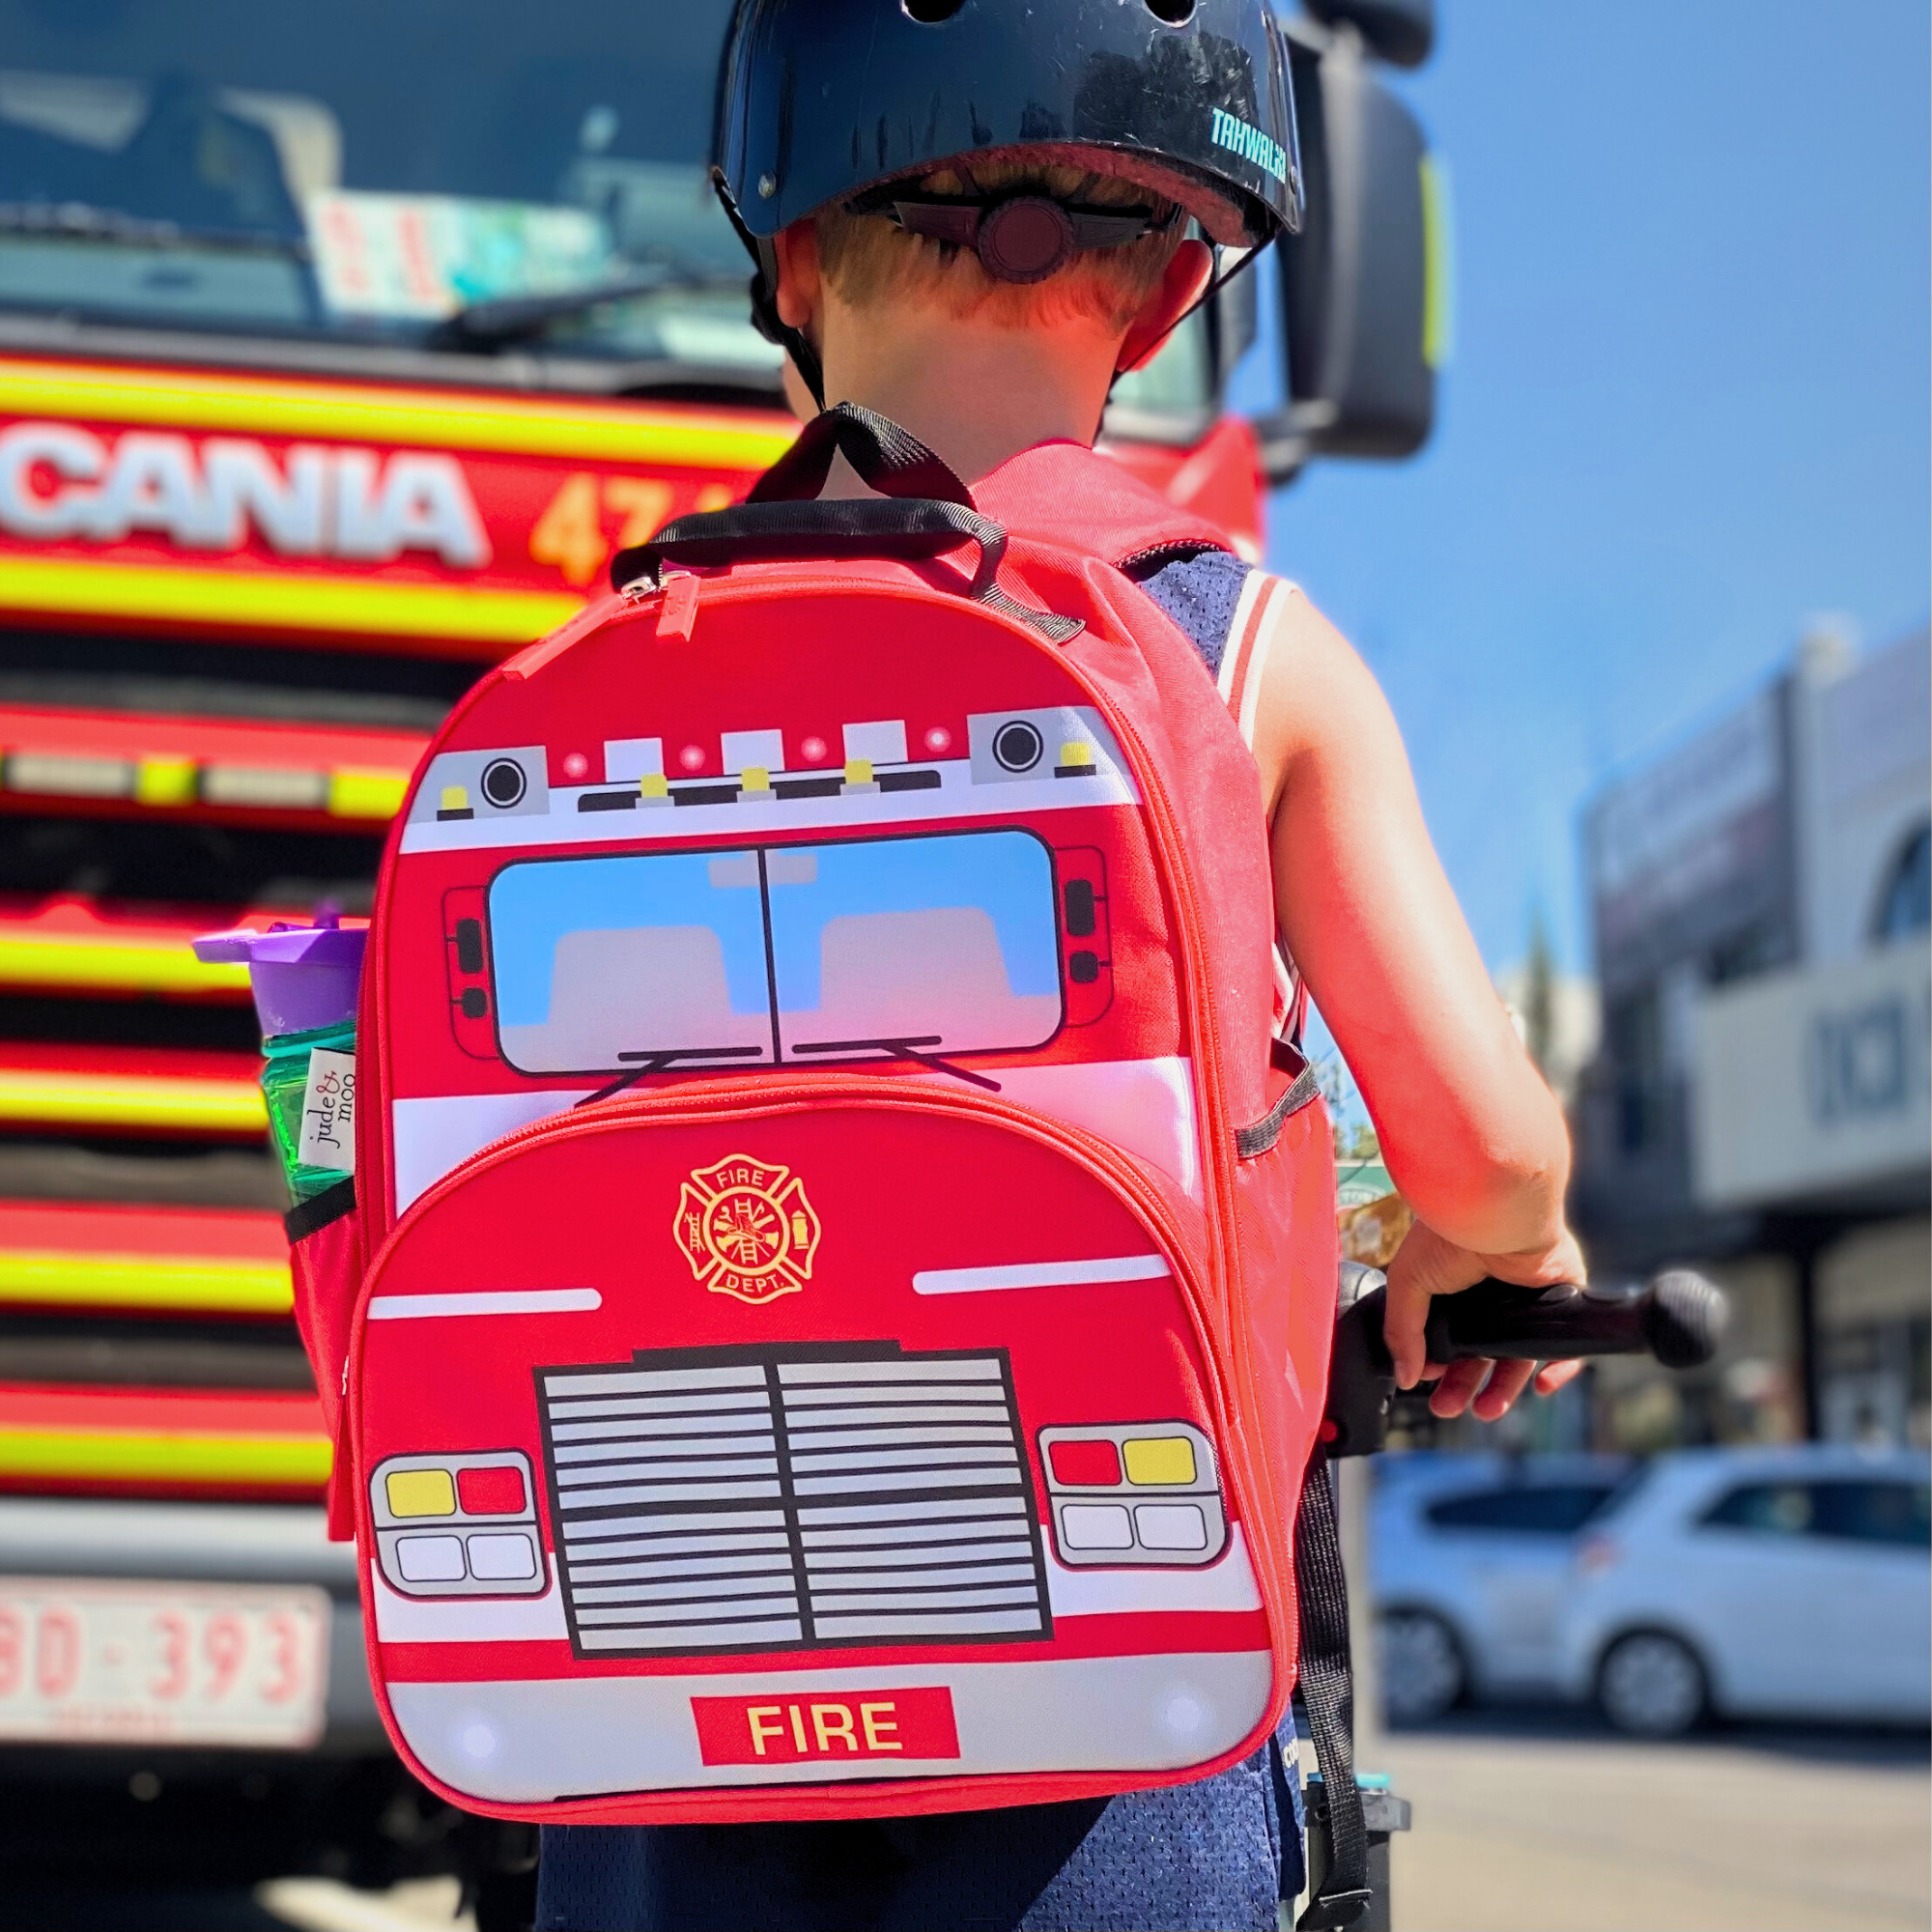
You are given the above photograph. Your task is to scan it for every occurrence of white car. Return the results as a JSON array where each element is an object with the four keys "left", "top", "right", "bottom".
[
  {"left": 1556, "top": 1444, "right": 1932, "bottom": 1735},
  {"left": 1370, "top": 1453, "right": 1634, "bottom": 1722}
]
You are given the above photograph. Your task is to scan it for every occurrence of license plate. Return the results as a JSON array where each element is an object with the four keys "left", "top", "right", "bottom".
[{"left": 0, "top": 1577, "right": 329, "bottom": 1748}]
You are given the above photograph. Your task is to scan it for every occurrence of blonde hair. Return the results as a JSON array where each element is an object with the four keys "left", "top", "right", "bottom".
[{"left": 813, "top": 158, "right": 1186, "bottom": 332}]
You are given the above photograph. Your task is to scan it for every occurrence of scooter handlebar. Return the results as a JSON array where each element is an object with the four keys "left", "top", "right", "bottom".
[
  {"left": 1422, "top": 1270, "right": 1728, "bottom": 1372},
  {"left": 1323, "top": 1265, "right": 1728, "bottom": 1458}
]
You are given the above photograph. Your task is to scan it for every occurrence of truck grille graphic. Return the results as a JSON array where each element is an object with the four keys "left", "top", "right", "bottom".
[{"left": 534, "top": 1343, "right": 1051, "bottom": 1658}]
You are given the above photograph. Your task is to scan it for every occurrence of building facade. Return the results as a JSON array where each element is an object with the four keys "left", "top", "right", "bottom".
[{"left": 1575, "top": 626, "right": 1930, "bottom": 1448}]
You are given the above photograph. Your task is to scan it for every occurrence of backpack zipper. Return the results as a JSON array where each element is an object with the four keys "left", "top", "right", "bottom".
[{"left": 351, "top": 1072, "right": 1237, "bottom": 1545}]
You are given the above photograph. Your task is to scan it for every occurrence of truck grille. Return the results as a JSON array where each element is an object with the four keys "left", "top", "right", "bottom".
[{"left": 537, "top": 1343, "right": 1052, "bottom": 1658}]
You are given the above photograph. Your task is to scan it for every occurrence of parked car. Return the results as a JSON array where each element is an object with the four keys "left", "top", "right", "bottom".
[
  {"left": 1370, "top": 1453, "right": 1634, "bottom": 1722},
  {"left": 1556, "top": 1444, "right": 1932, "bottom": 1736}
]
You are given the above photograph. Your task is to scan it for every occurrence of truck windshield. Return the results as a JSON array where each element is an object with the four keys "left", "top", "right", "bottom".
[
  {"left": 0, "top": 0, "right": 1211, "bottom": 412},
  {"left": 0, "top": 0, "right": 772, "bottom": 376}
]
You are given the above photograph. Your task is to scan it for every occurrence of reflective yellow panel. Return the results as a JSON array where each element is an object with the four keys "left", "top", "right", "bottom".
[
  {"left": 1122, "top": 1436, "right": 1196, "bottom": 1487},
  {"left": 328, "top": 769, "right": 411, "bottom": 819},
  {"left": 134, "top": 757, "right": 198, "bottom": 808},
  {"left": 385, "top": 1467, "right": 456, "bottom": 1518}
]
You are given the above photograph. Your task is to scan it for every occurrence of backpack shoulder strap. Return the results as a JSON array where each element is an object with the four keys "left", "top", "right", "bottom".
[{"left": 1132, "top": 559, "right": 1307, "bottom": 1043}]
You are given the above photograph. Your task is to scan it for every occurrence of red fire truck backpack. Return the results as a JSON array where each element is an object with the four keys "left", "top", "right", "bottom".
[{"left": 329, "top": 406, "right": 1338, "bottom": 1825}]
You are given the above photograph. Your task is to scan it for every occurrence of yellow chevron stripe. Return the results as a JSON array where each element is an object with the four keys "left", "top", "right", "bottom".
[
  {"left": 0, "top": 1066, "right": 267, "bottom": 1134},
  {"left": 0, "top": 937, "right": 250, "bottom": 998},
  {"left": 0, "top": 1249, "right": 293, "bottom": 1316},
  {"left": 0, "top": 358, "right": 797, "bottom": 470},
  {"left": 0, "top": 1427, "right": 329, "bottom": 1488},
  {"left": 0, "top": 554, "right": 578, "bottom": 644}
]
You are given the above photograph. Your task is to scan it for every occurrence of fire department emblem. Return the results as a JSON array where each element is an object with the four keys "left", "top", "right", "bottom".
[{"left": 674, "top": 1155, "right": 822, "bottom": 1306}]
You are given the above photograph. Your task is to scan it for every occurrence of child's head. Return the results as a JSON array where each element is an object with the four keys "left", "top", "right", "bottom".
[
  {"left": 717, "top": 0, "right": 1299, "bottom": 449},
  {"left": 770, "top": 157, "right": 1216, "bottom": 428},
  {"left": 813, "top": 158, "right": 1190, "bottom": 334}
]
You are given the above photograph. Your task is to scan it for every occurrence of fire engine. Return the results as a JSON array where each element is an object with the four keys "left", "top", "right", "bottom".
[{"left": 0, "top": 0, "right": 1437, "bottom": 1893}]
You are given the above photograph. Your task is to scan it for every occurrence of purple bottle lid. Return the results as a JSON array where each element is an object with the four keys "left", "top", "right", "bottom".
[{"left": 193, "top": 907, "right": 367, "bottom": 1038}]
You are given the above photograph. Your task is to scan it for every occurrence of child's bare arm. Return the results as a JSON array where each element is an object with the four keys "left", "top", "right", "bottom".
[{"left": 1248, "top": 588, "right": 1583, "bottom": 1417}]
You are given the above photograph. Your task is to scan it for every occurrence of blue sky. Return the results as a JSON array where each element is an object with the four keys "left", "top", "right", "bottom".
[{"left": 1234, "top": 0, "right": 1930, "bottom": 978}]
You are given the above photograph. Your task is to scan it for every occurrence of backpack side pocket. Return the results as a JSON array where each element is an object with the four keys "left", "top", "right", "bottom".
[
  {"left": 285, "top": 1178, "right": 360, "bottom": 1539},
  {"left": 1229, "top": 1049, "right": 1339, "bottom": 1635}
]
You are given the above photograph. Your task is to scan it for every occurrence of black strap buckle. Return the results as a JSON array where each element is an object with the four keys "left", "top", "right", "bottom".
[{"left": 1297, "top": 1886, "right": 1375, "bottom": 1930}]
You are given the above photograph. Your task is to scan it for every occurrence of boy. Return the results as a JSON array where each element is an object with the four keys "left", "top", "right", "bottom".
[{"left": 537, "top": 3, "right": 1581, "bottom": 1925}]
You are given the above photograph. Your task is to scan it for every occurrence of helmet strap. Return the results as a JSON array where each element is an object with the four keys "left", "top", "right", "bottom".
[
  {"left": 1111, "top": 240, "right": 1262, "bottom": 386},
  {"left": 713, "top": 173, "right": 828, "bottom": 410}
]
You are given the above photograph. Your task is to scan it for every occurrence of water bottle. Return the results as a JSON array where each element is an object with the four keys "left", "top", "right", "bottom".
[{"left": 192, "top": 910, "right": 367, "bottom": 1205}]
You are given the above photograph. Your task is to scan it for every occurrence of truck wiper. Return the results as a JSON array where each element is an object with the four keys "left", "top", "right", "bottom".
[
  {"left": 788, "top": 1036, "right": 1003, "bottom": 1094},
  {"left": 577, "top": 1043, "right": 764, "bottom": 1107},
  {"left": 427, "top": 266, "right": 749, "bottom": 351},
  {"left": 0, "top": 201, "right": 311, "bottom": 261}
]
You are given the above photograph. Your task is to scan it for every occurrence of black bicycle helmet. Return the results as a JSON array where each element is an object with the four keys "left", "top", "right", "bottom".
[{"left": 714, "top": 0, "right": 1300, "bottom": 399}]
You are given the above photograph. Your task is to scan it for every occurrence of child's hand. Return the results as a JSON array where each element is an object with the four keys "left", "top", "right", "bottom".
[{"left": 1382, "top": 1220, "right": 1588, "bottom": 1421}]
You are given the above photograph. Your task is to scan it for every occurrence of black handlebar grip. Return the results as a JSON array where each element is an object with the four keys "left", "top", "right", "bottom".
[{"left": 1422, "top": 1269, "right": 1728, "bottom": 1371}]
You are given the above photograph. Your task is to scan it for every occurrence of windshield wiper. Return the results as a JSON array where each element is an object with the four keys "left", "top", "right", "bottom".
[
  {"left": 577, "top": 1043, "right": 765, "bottom": 1107},
  {"left": 427, "top": 265, "right": 750, "bottom": 351},
  {"left": 788, "top": 1036, "right": 1003, "bottom": 1093},
  {"left": 0, "top": 201, "right": 310, "bottom": 262}
]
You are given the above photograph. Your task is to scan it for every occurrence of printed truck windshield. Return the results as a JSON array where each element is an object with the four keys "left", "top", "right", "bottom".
[{"left": 487, "top": 829, "right": 1062, "bottom": 1075}]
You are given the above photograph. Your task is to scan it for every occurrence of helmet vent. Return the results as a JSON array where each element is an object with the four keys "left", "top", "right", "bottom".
[
  {"left": 902, "top": 0, "right": 966, "bottom": 20},
  {"left": 1144, "top": 0, "right": 1198, "bottom": 20}
]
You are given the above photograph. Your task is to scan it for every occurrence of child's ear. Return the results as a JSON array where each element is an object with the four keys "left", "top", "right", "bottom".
[
  {"left": 773, "top": 220, "right": 824, "bottom": 334},
  {"left": 1117, "top": 239, "right": 1215, "bottom": 376}
]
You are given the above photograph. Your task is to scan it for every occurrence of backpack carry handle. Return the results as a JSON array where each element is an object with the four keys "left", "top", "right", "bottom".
[
  {"left": 614, "top": 496, "right": 1008, "bottom": 600},
  {"left": 611, "top": 400, "right": 981, "bottom": 588},
  {"left": 610, "top": 405, "right": 1083, "bottom": 640}
]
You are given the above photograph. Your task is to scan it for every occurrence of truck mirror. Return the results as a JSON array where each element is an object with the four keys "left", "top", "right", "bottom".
[
  {"left": 1301, "top": 0, "right": 1435, "bottom": 71},
  {"left": 1255, "top": 26, "right": 1445, "bottom": 484}
]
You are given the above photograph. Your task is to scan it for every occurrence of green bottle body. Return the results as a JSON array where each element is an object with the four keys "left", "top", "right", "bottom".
[{"left": 259, "top": 1021, "right": 356, "bottom": 1205}]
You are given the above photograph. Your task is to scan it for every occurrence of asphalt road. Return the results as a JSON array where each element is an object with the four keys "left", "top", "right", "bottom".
[
  {"left": 1375, "top": 1709, "right": 1931, "bottom": 1932},
  {"left": 2, "top": 1877, "right": 476, "bottom": 1932},
  {"left": 14, "top": 1715, "right": 1928, "bottom": 1932}
]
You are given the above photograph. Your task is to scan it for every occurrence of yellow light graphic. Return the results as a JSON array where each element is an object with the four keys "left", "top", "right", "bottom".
[
  {"left": 1122, "top": 1437, "right": 1197, "bottom": 1487},
  {"left": 386, "top": 1468, "right": 457, "bottom": 1518}
]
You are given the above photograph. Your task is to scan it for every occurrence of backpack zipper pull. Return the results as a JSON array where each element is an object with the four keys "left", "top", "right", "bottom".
[{"left": 657, "top": 571, "right": 700, "bottom": 640}]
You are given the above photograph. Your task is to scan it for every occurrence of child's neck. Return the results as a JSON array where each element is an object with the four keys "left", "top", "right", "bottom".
[{"left": 815, "top": 300, "right": 1118, "bottom": 494}]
